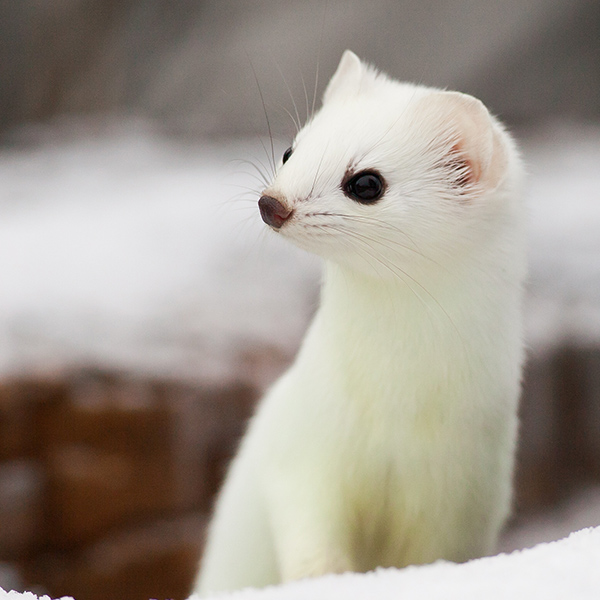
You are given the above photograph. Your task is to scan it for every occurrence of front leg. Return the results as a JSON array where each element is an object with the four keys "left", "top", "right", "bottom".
[{"left": 265, "top": 475, "right": 355, "bottom": 582}]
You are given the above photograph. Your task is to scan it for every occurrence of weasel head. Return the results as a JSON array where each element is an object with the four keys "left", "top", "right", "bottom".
[{"left": 259, "top": 50, "right": 523, "bottom": 279}]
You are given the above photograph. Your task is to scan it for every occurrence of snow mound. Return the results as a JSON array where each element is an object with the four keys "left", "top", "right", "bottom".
[
  {"left": 192, "top": 527, "right": 600, "bottom": 600},
  {"left": 1, "top": 118, "right": 600, "bottom": 374},
  {"left": 0, "top": 120, "right": 319, "bottom": 382},
  {"left": 2, "top": 526, "right": 599, "bottom": 600},
  {"left": 0, "top": 592, "right": 70, "bottom": 600}
]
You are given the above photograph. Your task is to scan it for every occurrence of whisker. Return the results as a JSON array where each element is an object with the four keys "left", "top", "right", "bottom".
[
  {"left": 227, "top": 185, "right": 262, "bottom": 198},
  {"left": 230, "top": 158, "right": 271, "bottom": 187},
  {"left": 319, "top": 224, "right": 428, "bottom": 299},
  {"left": 304, "top": 211, "right": 444, "bottom": 270},
  {"left": 308, "top": 140, "right": 331, "bottom": 198},
  {"left": 273, "top": 60, "right": 302, "bottom": 133},
  {"left": 248, "top": 57, "right": 276, "bottom": 176},
  {"left": 231, "top": 171, "right": 269, "bottom": 190},
  {"left": 322, "top": 213, "right": 420, "bottom": 250},
  {"left": 309, "top": 222, "right": 463, "bottom": 342},
  {"left": 312, "top": 223, "right": 431, "bottom": 313},
  {"left": 311, "top": 2, "right": 328, "bottom": 120},
  {"left": 332, "top": 214, "right": 448, "bottom": 273},
  {"left": 300, "top": 70, "right": 311, "bottom": 125},
  {"left": 340, "top": 226, "right": 426, "bottom": 265},
  {"left": 352, "top": 232, "right": 465, "bottom": 343},
  {"left": 279, "top": 103, "right": 301, "bottom": 135},
  {"left": 229, "top": 171, "right": 268, "bottom": 190},
  {"left": 311, "top": 58, "right": 320, "bottom": 121}
]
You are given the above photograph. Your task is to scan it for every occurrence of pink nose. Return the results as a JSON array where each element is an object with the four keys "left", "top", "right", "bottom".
[{"left": 258, "top": 195, "right": 293, "bottom": 229}]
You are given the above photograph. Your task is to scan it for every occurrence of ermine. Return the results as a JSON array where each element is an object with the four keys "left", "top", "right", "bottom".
[{"left": 194, "top": 50, "right": 526, "bottom": 595}]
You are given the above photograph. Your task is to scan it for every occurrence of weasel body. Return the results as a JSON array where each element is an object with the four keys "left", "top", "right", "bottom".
[{"left": 195, "top": 50, "right": 526, "bottom": 595}]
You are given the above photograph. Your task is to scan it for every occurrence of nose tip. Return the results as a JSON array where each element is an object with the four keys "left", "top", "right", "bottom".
[{"left": 258, "top": 195, "right": 293, "bottom": 229}]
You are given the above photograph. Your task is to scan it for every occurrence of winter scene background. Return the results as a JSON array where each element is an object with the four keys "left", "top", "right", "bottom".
[{"left": 1, "top": 2, "right": 600, "bottom": 599}]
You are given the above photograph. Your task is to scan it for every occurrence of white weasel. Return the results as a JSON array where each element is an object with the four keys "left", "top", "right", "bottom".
[{"left": 194, "top": 50, "right": 526, "bottom": 595}]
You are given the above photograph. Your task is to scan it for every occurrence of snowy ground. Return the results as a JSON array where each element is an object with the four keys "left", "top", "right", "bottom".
[
  {"left": 2, "top": 526, "right": 600, "bottom": 599},
  {"left": 193, "top": 527, "right": 600, "bottom": 600}
]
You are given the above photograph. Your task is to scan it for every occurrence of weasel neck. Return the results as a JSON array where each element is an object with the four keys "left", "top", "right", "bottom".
[
  {"left": 318, "top": 260, "right": 461, "bottom": 340},
  {"left": 305, "top": 256, "right": 521, "bottom": 379}
]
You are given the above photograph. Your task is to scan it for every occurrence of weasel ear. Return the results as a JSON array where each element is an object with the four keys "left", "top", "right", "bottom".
[
  {"left": 417, "top": 91, "right": 508, "bottom": 192},
  {"left": 323, "top": 50, "right": 364, "bottom": 105}
]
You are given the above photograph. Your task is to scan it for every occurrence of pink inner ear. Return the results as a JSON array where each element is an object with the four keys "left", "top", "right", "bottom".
[
  {"left": 449, "top": 144, "right": 474, "bottom": 187},
  {"left": 445, "top": 143, "right": 480, "bottom": 192},
  {"left": 413, "top": 91, "right": 508, "bottom": 194}
]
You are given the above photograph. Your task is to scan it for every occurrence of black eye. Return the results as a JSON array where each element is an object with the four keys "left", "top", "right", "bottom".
[
  {"left": 343, "top": 171, "right": 385, "bottom": 204},
  {"left": 282, "top": 146, "right": 293, "bottom": 164}
]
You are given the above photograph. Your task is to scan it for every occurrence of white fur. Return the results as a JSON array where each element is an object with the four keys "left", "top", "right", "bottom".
[{"left": 194, "top": 50, "right": 526, "bottom": 595}]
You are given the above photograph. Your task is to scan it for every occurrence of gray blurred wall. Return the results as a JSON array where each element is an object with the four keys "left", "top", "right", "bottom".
[{"left": 1, "top": 0, "right": 599, "bottom": 136}]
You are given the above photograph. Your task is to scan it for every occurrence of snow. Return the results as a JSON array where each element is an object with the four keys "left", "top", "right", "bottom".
[
  {"left": 1, "top": 526, "right": 599, "bottom": 599},
  {"left": 0, "top": 593, "right": 73, "bottom": 600},
  {"left": 0, "top": 119, "right": 319, "bottom": 383},
  {"left": 523, "top": 122, "right": 600, "bottom": 353},
  {"left": 1, "top": 118, "right": 600, "bottom": 379}
]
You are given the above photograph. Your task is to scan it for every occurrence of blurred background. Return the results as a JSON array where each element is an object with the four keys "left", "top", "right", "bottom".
[{"left": 1, "top": 1, "right": 600, "bottom": 599}]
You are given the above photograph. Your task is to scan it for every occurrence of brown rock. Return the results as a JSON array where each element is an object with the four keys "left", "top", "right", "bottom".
[
  {"left": 40, "top": 370, "right": 172, "bottom": 456},
  {"left": 46, "top": 442, "right": 174, "bottom": 549},
  {"left": 164, "top": 380, "right": 257, "bottom": 513},
  {"left": 0, "top": 561, "right": 24, "bottom": 593},
  {"left": 0, "top": 460, "right": 44, "bottom": 559},
  {"left": 0, "top": 376, "right": 67, "bottom": 460},
  {"left": 43, "top": 370, "right": 257, "bottom": 548},
  {"left": 1, "top": 367, "right": 259, "bottom": 600},
  {"left": 25, "top": 513, "right": 208, "bottom": 600}
]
